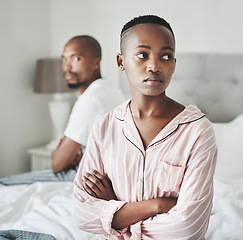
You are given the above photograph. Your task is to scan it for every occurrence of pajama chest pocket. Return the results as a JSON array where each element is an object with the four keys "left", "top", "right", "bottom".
[{"left": 157, "top": 161, "right": 186, "bottom": 195}]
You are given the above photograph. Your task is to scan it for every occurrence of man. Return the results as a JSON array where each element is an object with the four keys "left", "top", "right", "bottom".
[
  {"left": 51, "top": 35, "right": 125, "bottom": 174},
  {"left": 73, "top": 15, "right": 217, "bottom": 239},
  {"left": 0, "top": 35, "right": 125, "bottom": 185}
]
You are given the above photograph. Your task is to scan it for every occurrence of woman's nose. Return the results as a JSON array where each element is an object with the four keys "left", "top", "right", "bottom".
[{"left": 146, "top": 58, "right": 161, "bottom": 73}]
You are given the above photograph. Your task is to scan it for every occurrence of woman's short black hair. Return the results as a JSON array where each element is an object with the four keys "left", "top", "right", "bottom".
[
  {"left": 121, "top": 15, "right": 174, "bottom": 40},
  {"left": 120, "top": 15, "right": 175, "bottom": 52}
]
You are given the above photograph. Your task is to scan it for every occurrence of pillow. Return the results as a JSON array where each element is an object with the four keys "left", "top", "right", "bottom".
[{"left": 212, "top": 114, "right": 243, "bottom": 179}]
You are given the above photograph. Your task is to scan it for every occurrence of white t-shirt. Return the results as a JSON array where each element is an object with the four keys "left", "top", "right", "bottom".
[{"left": 64, "top": 78, "right": 125, "bottom": 147}]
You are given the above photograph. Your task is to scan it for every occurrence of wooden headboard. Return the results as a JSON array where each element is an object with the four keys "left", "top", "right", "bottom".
[{"left": 119, "top": 54, "right": 243, "bottom": 122}]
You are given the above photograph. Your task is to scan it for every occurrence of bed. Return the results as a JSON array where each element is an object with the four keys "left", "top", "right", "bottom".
[{"left": 1, "top": 54, "right": 243, "bottom": 240}]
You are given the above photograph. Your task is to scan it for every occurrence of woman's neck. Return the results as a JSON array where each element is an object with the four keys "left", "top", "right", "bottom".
[{"left": 130, "top": 94, "right": 169, "bottom": 119}]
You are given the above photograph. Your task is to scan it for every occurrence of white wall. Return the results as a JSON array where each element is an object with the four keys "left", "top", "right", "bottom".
[
  {"left": 1, "top": 0, "right": 243, "bottom": 177},
  {"left": 50, "top": 0, "right": 243, "bottom": 87},
  {"left": 0, "top": 0, "right": 53, "bottom": 177}
]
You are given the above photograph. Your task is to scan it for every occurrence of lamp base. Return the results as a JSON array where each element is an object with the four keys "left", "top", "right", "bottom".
[{"left": 47, "top": 96, "right": 71, "bottom": 150}]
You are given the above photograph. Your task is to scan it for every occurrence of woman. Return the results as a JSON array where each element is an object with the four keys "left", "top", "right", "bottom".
[{"left": 73, "top": 15, "right": 217, "bottom": 240}]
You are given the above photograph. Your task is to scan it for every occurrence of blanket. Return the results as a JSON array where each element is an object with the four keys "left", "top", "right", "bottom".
[
  {"left": 0, "top": 169, "right": 76, "bottom": 186},
  {"left": 0, "top": 229, "right": 57, "bottom": 240}
]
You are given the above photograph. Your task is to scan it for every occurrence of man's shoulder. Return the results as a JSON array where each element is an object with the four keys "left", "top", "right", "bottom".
[
  {"left": 86, "top": 78, "right": 126, "bottom": 112},
  {"left": 90, "top": 79, "right": 121, "bottom": 93},
  {"left": 88, "top": 78, "right": 111, "bottom": 91}
]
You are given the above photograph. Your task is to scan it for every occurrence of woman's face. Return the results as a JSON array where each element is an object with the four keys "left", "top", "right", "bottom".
[{"left": 118, "top": 23, "right": 176, "bottom": 98}]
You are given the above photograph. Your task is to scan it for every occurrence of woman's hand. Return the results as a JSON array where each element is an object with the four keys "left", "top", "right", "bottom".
[{"left": 83, "top": 170, "right": 117, "bottom": 201}]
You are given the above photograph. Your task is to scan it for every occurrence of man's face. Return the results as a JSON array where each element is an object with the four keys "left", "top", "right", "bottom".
[
  {"left": 118, "top": 23, "right": 176, "bottom": 97},
  {"left": 62, "top": 39, "right": 100, "bottom": 89}
]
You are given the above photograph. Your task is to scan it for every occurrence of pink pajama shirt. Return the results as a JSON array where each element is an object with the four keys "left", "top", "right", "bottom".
[{"left": 73, "top": 100, "right": 217, "bottom": 240}]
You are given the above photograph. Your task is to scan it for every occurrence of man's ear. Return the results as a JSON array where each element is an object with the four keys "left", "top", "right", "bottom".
[
  {"left": 94, "top": 57, "right": 101, "bottom": 70},
  {"left": 117, "top": 53, "right": 125, "bottom": 71}
]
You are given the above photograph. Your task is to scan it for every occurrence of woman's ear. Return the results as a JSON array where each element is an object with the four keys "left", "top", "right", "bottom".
[
  {"left": 117, "top": 53, "right": 125, "bottom": 71},
  {"left": 173, "top": 57, "right": 177, "bottom": 73}
]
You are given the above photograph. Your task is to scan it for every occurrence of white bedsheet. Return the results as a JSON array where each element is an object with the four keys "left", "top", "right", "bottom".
[
  {"left": 0, "top": 182, "right": 93, "bottom": 240},
  {"left": 206, "top": 177, "right": 243, "bottom": 240},
  {"left": 0, "top": 178, "right": 243, "bottom": 240}
]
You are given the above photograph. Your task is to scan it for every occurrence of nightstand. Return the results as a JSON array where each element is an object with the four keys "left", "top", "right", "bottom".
[{"left": 28, "top": 146, "right": 53, "bottom": 171}]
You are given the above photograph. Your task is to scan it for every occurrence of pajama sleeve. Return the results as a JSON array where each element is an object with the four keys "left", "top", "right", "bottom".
[{"left": 73, "top": 121, "right": 128, "bottom": 238}]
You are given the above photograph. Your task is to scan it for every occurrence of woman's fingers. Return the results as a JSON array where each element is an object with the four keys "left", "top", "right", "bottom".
[
  {"left": 92, "top": 170, "right": 110, "bottom": 187},
  {"left": 82, "top": 170, "right": 117, "bottom": 200},
  {"left": 83, "top": 181, "right": 98, "bottom": 198}
]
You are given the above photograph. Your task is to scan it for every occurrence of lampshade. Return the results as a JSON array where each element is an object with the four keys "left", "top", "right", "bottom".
[
  {"left": 34, "top": 58, "right": 73, "bottom": 149},
  {"left": 34, "top": 58, "right": 73, "bottom": 93}
]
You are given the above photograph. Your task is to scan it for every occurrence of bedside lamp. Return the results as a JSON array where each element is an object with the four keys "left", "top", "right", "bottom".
[{"left": 34, "top": 58, "right": 74, "bottom": 150}]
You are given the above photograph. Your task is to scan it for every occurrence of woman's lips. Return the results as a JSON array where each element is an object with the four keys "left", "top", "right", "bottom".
[{"left": 144, "top": 76, "right": 163, "bottom": 85}]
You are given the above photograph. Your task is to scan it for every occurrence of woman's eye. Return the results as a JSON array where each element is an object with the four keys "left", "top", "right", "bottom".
[
  {"left": 136, "top": 53, "right": 148, "bottom": 59},
  {"left": 62, "top": 58, "right": 66, "bottom": 63},
  {"left": 162, "top": 54, "right": 172, "bottom": 60}
]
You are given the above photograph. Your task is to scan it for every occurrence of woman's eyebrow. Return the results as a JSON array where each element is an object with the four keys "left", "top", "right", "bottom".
[
  {"left": 136, "top": 45, "right": 150, "bottom": 49},
  {"left": 136, "top": 45, "right": 174, "bottom": 52},
  {"left": 161, "top": 46, "right": 174, "bottom": 52}
]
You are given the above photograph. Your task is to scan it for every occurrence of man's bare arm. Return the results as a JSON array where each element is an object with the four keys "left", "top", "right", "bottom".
[
  {"left": 51, "top": 136, "right": 82, "bottom": 173},
  {"left": 83, "top": 170, "right": 177, "bottom": 230}
]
